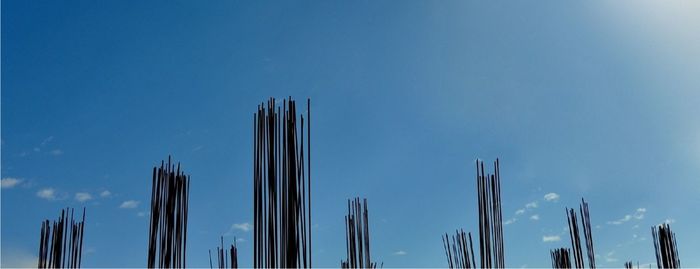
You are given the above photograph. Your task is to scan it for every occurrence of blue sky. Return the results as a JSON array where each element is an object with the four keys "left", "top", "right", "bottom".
[{"left": 2, "top": 0, "right": 700, "bottom": 267}]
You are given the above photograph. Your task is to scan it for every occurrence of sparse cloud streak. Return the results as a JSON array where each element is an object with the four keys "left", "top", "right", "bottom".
[
  {"left": 36, "top": 188, "right": 56, "bottom": 200},
  {"left": 393, "top": 250, "right": 407, "bottom": 256},
  {"left": 119, "top": 200, "right": 139, "bottom": 209},
  {"left": 75, "top": 192, "right": 92, "bottom": 202},
  {"left": 544, "top": 192, "right": 560, "bottom": 202},
  {"left": 543, "top": 235, "right": 561, "bottom": 242},
  {"left": 1, "top": 178, "right": 23, "bottom": 188}
]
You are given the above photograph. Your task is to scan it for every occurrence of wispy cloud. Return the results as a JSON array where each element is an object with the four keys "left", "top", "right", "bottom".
[
  {"left": 224, "top": 222, "right": 253, "bottom": 236},
  {"left": 542, "top": 235, "right": 561, "bottom": 242},
  {"left": 100, "top": 190, "right": 111, "bottom": 197},
  {"left": 544, "top": 193, "right": 560, "bottom": 202},
  {"left": 49, "top": 149, "right": 63, "bottom": 156},
  {"left": 504, "top": 218, "right": 517, "bottom": 225},
  {"left": 530, "top": 214, "right": 540, "bottom": 221},
  {"left": 41, "top": 136, "right": 54, "bottom": 146},
  {"left": 75, "top": 192, "right": 92, "bottom": 202},
  {"left": 37, "top": 188, "right": 56, "bottom": 200},
  {"left": 663, "top": 218, "right": 676, "bottom": 224},
  {"left": 515, "top": 209, "right": 525, "bottom": 215},
  {"left": 605, "top": 251, "right": 618, "bottom": 262},
  {"left": 119, "top": 200, "right": 139, "bottom": 209},
  {"left": 137, "top": 211, "right": 148, "bottom": 217},
  {"left": 525, "top": 201, "right": 538, "bottom": 209},
  {"left": 232, "top": 223, "right": 252, "bottom": 232},
  {"left": 1, "top": 177, "right": 23, "bottom": 189},
  {"left": 608, "top": 208, "right": 646, "bottom": 225},
  {"left": 393, "top": 250, "right": 407, "bottom": 256}
]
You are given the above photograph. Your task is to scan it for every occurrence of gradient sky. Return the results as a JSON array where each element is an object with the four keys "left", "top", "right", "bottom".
[{"left": 2, "top": 0, "right": 700, "bottom": 267}]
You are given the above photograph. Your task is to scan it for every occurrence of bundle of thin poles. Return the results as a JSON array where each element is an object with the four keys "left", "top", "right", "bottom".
[
  {"left": 558, "top": 198, "right": 596, "bottom": 269},
  {"left": 476, "top": 159, "right": 505, "bottom": 268},
  {"left": 550, "top": 248, "right": 572, "bottom": 269},
  {"left": 147, "top": 156, "right": 190, "bottom": 268},
  {"left": 37, "top": 207, "right": 86, "bottom": 268},
  {"left": 341, "top": 198, "right": 381, "bottom": 269},
  {"left": 651, "top": 223, "right": 680, "bottom": 268},
  {"left": 579, "top": 199, "right": 595, "bottom": 268},
  {"left": 209, "top": 236, "right": 238, "bottom": 269},
  {"left": 624, "top": 261, "right": 639, "bottom": 269},
  {"left": 565, "top": 208, "right": 584, "bottom": 268},
  {"left": 253, "top": 98, "right": 312, "bottom": 268},
  {"left": 442, "top": 229, "right": 476, "bottom": 269}
]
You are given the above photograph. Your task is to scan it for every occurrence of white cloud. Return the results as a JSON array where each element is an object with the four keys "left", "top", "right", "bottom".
[
  {"left": 41, "top": 136, "right": 54, "bottom": 146},
  {"left": 393, "top": 250, "right": 407, "bottom": 256},
  {"left": 525, "top": 201, "right": 538, "bottom": 209},
  {"left": 100, "top": 190, "right": 111, "bottom": 197},
  {"left": 542, "top": 235, "right": 561, "bottom": 242},
  {"left": 544, "top": 193, "right": 560, "bottom": 202},
  {"left": 50, "top": 149, "right": 63, "bottom": 156},
  {"left": 119, "top": 200, "right": 139, "bottom": 209},
  {"left": 137, "top": 211, "right": 148, "bottom": 217},
  {"left": 605, "top": 251, "right": 618, "bottom": 262},
  {"left": 224, "top": 222, "right": 253, "bottom": 236},
  {"left": 664, "top": 218, "right": 676, "bottom": 224},
  {"left": 1, "top": 178, "right": 23, "bottom": 188},
  {"left": 504, "top": 218, "right": 517, "bottom": 225},
  {"left": 608, "top": 208, "right": 646, "bottom": 225},
  {"left": 530, "top": 214, "right": 540, "bottom": 221},
  {"left": 232, "top": 223, "right": 252, "bottom": 232},
  {"left": 515, "top": 209, "right": 525, "bottom": 215},
  {"left": 37, "top": 188, "right": 56, "bottom": 200},
  {"left": 75, "top": 192, "right": 92, "bottom": 202},
  {"left": 608, "top": 215, "right": 631, "bottom": 225}
]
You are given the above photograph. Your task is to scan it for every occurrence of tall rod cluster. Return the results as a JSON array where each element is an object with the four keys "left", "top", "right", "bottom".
[
  {"left": 651, "top": 223, "right": 680, "bottom": 268},
  {"left": 476, "top": 159, "right": 505, "bottom": 268},
  {"left": 552, "top": 198, "right": 596, "bottom": 269},
  {"left": 209, "top": 236, "right": 238, "bottom": 269},
  {"left": 579, "top": 199, "right": 595, "bottom": 268},
  {"left": 147, "top": 157, "right": 191, "bottom": 268},
  {"left": 550, "top": 248, "right": 572, "bottom": 269},
  {"left": 442, "top": 229, "right": 476, "bottom": 269},
  {"left": 37, "top": 208, "right": 86, "bottom": 268},
  {"left": 342, "top": 198, "right": 380, "bottom": 269},
  {"left": 253, "top": 98, "right": 312, "bottom": 268},
  {"left": 565, "top": 208, "right": 584, "bottom": 268}
]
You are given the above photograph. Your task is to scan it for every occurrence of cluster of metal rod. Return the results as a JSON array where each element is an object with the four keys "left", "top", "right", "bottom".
[
  {"left": 475, "top": 159, "right": 505, "bottom": 268},
  {"left": 566, "top": 208, "right": 584, "bottom": 268},
  {"left": 147, "top": 157, "right": 190, "bottom": 268},
  {"left": 651, "top": 223, "right": 680, "bottom": 268},
  {"left": 341, "top": 198, "right": 380, "bottom": 269},
  {"left": 624, "top": 261, "right": 640, "bottom": 269},
  {"left": 209, "top": 236, "right": 238, "bottom": 269},
  {"left": 556, "top": 198, "right": 596, "bottom": 269},
  {"left": 253, "top": 98, "right": 312, "bottom": 268},
  {"left": 37, "top": 208, "right": 86, "bottom": 268},
  {"left": 579, "top": 199, "right": 595, "bottom": 268},
  {"left": 442, "top": 229, "right": 476, "bottom": 269},
  {"left": 550, "top": 248, "right": 572, "bottom": 269}
]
